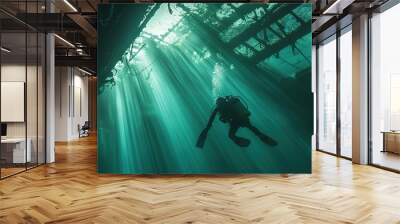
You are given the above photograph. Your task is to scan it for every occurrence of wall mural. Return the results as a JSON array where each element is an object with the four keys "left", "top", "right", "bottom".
[{"left": 98, "top": 3, "right": 313, "bottom": 174}]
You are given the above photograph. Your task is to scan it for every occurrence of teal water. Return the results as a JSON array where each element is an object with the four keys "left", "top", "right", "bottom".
[{"left": 98, "top": 3, "right": 313, "bottom": 174}]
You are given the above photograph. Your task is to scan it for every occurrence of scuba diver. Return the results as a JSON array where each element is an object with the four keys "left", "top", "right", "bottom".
[{"left": 196, "top": 95, "right": 278, "bottom": 148}]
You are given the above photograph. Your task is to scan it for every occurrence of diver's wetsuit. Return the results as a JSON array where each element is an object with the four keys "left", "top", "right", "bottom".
[{"left": 197, "top": 96, "right": 277, "bottom": 148}]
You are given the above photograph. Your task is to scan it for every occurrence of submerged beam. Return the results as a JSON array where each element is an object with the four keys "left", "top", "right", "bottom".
[
  {"left": 177, "top": 3, "right": 282, "bottom": 83},
  {"left": 217, "top": 4, "right": 264, "bottom": 31},
  {"left": 252, "top": 21, "right": 310, "bottom": 64},
  {"left": 227, "top": 4, "right": 299, "bottom": 48}
]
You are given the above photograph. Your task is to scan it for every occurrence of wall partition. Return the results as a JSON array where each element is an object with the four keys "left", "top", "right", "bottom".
[
  {"left": 317, "top": 35, "right": 337, "bottom": 154},
  {"left": 0, "top": 31, "right": 28, "bottom": 177},
  {"left": 0, "top": 3, "right": 46, "bottom": 179},
  {"left": 370, "top": 3, "right": 400, "bottom": 171},
  {"left": 339, "top": 26, "right": 352, "bottom": 158},
  {"left": 316, "top": 25, "right": 352, "bottom": 159}
]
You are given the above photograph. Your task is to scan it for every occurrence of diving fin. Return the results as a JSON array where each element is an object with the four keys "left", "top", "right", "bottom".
[{"left": 196, "top": 129, "right": 208, "bottom": 148}]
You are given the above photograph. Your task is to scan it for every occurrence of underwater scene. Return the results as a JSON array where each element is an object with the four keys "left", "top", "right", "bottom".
[{"left": 98, "top": 3, "right": 313, "bottom": 174}]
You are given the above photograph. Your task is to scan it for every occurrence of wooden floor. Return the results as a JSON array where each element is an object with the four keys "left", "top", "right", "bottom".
[
  {"left": 373, "top": 150, "right": 400, "bottom": 171},
  {"left": 1, "top": 163, "right": 42, "bottom": 178},
  {"left": 1, "top": 135, "right": 400, "bottom": 223},
  {"left": 0, "top": 167, "right": 26, "bottom": 178}
]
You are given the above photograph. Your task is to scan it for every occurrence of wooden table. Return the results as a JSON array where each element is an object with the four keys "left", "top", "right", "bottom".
[
  {"left": 381, "top": 131, "right": 400, "bottom": 154},
  {"left": 1, "top": 138, "right": 31, "bottom": 164}
]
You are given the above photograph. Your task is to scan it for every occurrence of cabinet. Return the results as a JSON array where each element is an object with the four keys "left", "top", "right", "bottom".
[{"left": 382, "top": 132, "right": 400, "bottom": 154}]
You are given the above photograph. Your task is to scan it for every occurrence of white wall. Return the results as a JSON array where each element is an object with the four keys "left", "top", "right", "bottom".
[
  {"left": 71, "top": 72, "right": 89, "bottom": 138},
  {"left": 1, "top": 64, "right": 42, "bottom": 137},
  {"left": 55, "top": 67, "right": 89, "bottom": 141},
  {"left": 1, "top": 82, "right": 25, "bottom": 122},
  {"left": 1, "top": 65, "right": 28, "bottom": 140},
  {"left": 55, "top": 66, "right": 69, "bottom": 141}
]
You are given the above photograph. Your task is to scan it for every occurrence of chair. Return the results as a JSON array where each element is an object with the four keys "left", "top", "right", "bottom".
[{"left": 79, "top": 121, "right": 90, "bottom": 138}]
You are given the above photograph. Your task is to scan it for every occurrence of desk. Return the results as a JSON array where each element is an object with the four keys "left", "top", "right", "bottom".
[
  {"left": 1, "top": 138, "right": 31, "bottom": 163},
  {"left": 382, "top": 131, "right": 400, "bottom": 154}
]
